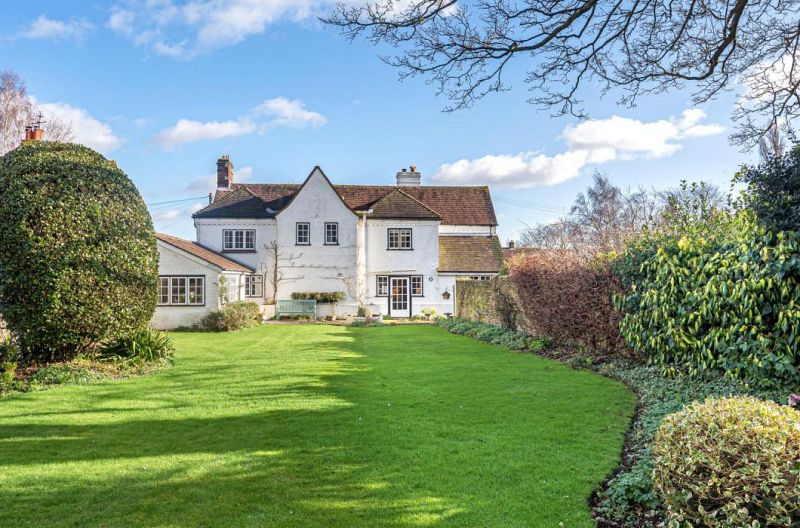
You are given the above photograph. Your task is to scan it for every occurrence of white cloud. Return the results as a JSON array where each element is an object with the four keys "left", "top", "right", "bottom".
[
  {"left": 254, "top": 97, "right": 326, "bottom": 129},
  {"left": 434, "top": 109, "right": 724, "bottom": 187},
  {"left": 154, "top": 118, "right": 257, "bottom": 148},
  {"left": 108, "top": 0, "right": 338, "bottom": 58},
  {"left": 154, "top": 98, "right": 326, "bottom": 148},
  {"left": 184, "top": 166, "right": 254, "bottom": 193},
  {"left": 107, "top": 9, "right": 136, "bottom": 36},
  {"left": 23, "top": 15, "right": 92, "bottom": 40},
  {"left": 35, "top": 101, "right": 124, "bottom": 153}
]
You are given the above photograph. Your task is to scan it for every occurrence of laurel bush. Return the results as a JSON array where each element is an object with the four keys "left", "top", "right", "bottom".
[
  {"left": 0, "top": 142, "right": 158, "bottom": 362},
  {"left": 615, "top": 213, "right": 800, "bottom": 388},
  {"left": 653, "top": 397, "right": 800, "bottom": 528}
]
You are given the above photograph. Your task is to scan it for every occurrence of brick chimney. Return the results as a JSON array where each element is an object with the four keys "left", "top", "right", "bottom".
[
  {"left": 24, "top": 125, "right": 44, "bottom": 142},
  {"left": 396, "top": 165, "right": 421, "bottom": 187},
  {"left": 217, "top": 156, "right": 233, "bottom": 189}
]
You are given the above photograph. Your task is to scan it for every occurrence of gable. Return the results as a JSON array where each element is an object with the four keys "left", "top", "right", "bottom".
[
  {"left": 369, "top": 189, "right": 441, "bottom": 220},
  {"left": 276, "top": 166, "right": 356, "bottom": 218}
]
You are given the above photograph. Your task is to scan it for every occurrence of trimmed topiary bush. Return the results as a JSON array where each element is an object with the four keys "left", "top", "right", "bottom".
[
  {"left": 653, "top": 397, "right": 800, "bottom": 528},
  {"left": 0, "top": 142, "right": 158, "bottom": 362}
]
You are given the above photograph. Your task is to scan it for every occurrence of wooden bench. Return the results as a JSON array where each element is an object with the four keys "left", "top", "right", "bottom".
[{"left": 276, "top": 299, "right": 317, "bottom": 320}]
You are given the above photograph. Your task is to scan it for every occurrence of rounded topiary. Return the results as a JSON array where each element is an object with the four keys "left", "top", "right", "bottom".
[
  {"left": 0, "top": 141, "right": 158, "bottom": 361},
  {"left": 653, "top": 397, "right": 800, "bottom": 528}
]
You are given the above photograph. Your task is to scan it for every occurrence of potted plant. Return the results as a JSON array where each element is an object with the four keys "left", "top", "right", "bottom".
[{"left": 421, "top": 307, "right": 437, "bottom": 321}]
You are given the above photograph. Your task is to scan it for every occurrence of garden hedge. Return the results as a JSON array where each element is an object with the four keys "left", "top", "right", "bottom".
[
  {"left": 615, "top": 215, "right": 800, "bottom": 388},
  {"left": 0, "top": 141, "right": 158, "bottom": 362}
]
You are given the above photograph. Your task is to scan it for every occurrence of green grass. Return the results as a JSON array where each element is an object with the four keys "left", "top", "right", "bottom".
[{"left": 0, "top": 325, "right": 635, "bottom": 527}]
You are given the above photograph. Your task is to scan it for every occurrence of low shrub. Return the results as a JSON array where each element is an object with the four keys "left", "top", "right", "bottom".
[
  {"left": 201, "top": 301, "right": 262, "bottom": 331},
  {"left": 291, "top": 292, "right": 344, "bottom": 304},
  {"left": 27, "top": 363, "right": 102, "bottom": 386},
  {"left": 653, "top": 397, "right": 800, "bottom": 528},
  {"left": 99, "top": 328, "right": 174, "bottom": 365},
  {"left": 437, "top": 318, "right": 550, "bottom": 352}
]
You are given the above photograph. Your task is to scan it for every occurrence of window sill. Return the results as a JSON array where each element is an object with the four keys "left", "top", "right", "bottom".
[
  {"left": 222, "top": 249, "right": 256, "bottom": 253},
  {"left": 386, "top": 248, "right": 413, "bottom": 251},
  {"left": 324, "top": 243, "right": 339, "bottom": 246}
]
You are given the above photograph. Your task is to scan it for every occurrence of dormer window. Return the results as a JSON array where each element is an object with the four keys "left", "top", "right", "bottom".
[
  {"left": 296, "top": 222, "right": 311, "bottom": 245},
  {"left": 387, "top": 228, "right": 412, "bottom": 250},
  {"left": 223, "top": 229, "right": 255, "bottom": 251}
]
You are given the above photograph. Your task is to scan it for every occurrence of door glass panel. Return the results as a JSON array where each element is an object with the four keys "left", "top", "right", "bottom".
[{"left": 391, "top": 278, "right": 408, "bottom": 312}]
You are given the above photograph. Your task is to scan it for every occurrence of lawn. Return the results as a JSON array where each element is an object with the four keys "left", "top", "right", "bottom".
[{"left": 0, "top": 325, "right": 635, "bottom": 527}]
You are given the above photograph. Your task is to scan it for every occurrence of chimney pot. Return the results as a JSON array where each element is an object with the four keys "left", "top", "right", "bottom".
[
  {"left": 217, "top": 156, "right": 234, "bottom": 189},
  {"left": 508, "top": 241, "right": 516, "bottom": 248}
]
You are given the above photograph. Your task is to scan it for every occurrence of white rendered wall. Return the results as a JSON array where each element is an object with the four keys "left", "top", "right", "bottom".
[
  {"left": 362, "top": 218, "right": 455, "bottom": 316},
  {"left": 274, "top": 168, "right": 359, "bottom": 314}
]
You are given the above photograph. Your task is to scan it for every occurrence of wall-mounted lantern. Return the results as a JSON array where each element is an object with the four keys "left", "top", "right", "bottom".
[{"left": 442, "top": 288, "right": 451, "bottom": 300}]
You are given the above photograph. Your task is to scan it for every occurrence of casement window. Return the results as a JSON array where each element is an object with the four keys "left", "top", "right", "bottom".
[
  {"left": 159, "top": 276, "right": 205, "bottom": 306},
  {"left": 296, "top": 222, "right": 310, "bottom": 245},
  {"left": 387, "top": 228, "right": 412, "bottom": 250},
  {"left": 245, "top": 274, "right": 263, "bottom": 298},
  {"left": 410, "top": 275, "right": 423, "bottom": 296},
  {"left": 376, "top": 275, "right": 389, "bottom": 296},
  {"left": 325, "top": 222, "right": 339, "bottom": 245},
  {"left": 158, "top": 277, "right": 169, "bottom": 305},
  {"left": 223, "top": 229, "right": 255, "bottom": 251},
  {"left": 468, "top": 275, "right": 491, "bottom": 281}
]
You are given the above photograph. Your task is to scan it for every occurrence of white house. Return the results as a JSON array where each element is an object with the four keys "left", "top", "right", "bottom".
[{"left": 152, "top": 157, "right": 503, "bottom": 328}]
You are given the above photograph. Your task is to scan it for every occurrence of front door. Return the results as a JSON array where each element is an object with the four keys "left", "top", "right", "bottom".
[{"left": 389, "top": 277, "right": 410, "bottom": 317}]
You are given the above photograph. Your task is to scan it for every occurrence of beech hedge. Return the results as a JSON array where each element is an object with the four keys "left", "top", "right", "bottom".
[{"left": 0, "top": 142, "right": 158, "bottom": 362}]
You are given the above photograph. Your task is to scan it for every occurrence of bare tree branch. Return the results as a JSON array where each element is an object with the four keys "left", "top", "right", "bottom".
[{"left": 324, "top": 0, "right": 800, "bottom": 146}]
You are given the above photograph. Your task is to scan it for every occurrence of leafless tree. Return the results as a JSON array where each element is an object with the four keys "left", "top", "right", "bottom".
[
  {"left": 518, "top": 217, "right": 581, "bottom": 251},
  {"left": 325, "top": 0, "right": 800, "bottom": 146},
  {"left": 757, "top": 119, "right": 785, "bottom": 162},
  {"left": 0, "top": 70, "right": 73, "bottom": 156},
  {"left": 259, "top": 241, "right": 304, "bottom": 304},
  {"left": 518, "top": 172, "right": 665, "bottom": 256}
]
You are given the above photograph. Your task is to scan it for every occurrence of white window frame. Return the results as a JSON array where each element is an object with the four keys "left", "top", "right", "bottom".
[
  {"left": 324, "top": 222, "right": 339, "bottom": 245},
  {"left": 245, "top": 274, "right": 263, "bottom": 298},
  {"left": 376, "top": 275, "right": 389, "bottom": 296},
  {"left": 159, "top": 276, "right": 205, "bottom": 306},
  {"left": 410, "top": 275, "right": 423, "bottom": 296},
  {"left": 222, "top": 229, "right": 255, "bottom": 251},
  {"left": 388, "top": 228, "right": 412, "bottom": 250},
  {"left": 296, "top": 222, "right": 311, "bottom": 245}
]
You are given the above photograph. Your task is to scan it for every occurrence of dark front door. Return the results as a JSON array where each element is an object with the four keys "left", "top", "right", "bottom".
[{"left": 389, "top": 277, "right": 410, "bottom": 317}]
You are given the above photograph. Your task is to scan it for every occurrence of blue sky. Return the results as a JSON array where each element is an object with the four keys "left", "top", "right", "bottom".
[{"left": 1, "top": 1, "right": 755, "bottom": 242}]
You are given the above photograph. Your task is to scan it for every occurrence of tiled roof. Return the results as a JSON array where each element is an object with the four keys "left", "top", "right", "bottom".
[
  {"left": 156, "top": 233, "right": 253, "bottom": 273},
  {"left": 194, "top": 182, "right": 497, "bottom": 225},
  {"left": 369, "top": 189, "right": 441, "bottom": 220},
  {"left": 439, "top": 235, "right": 504, "bottom": 273}
]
